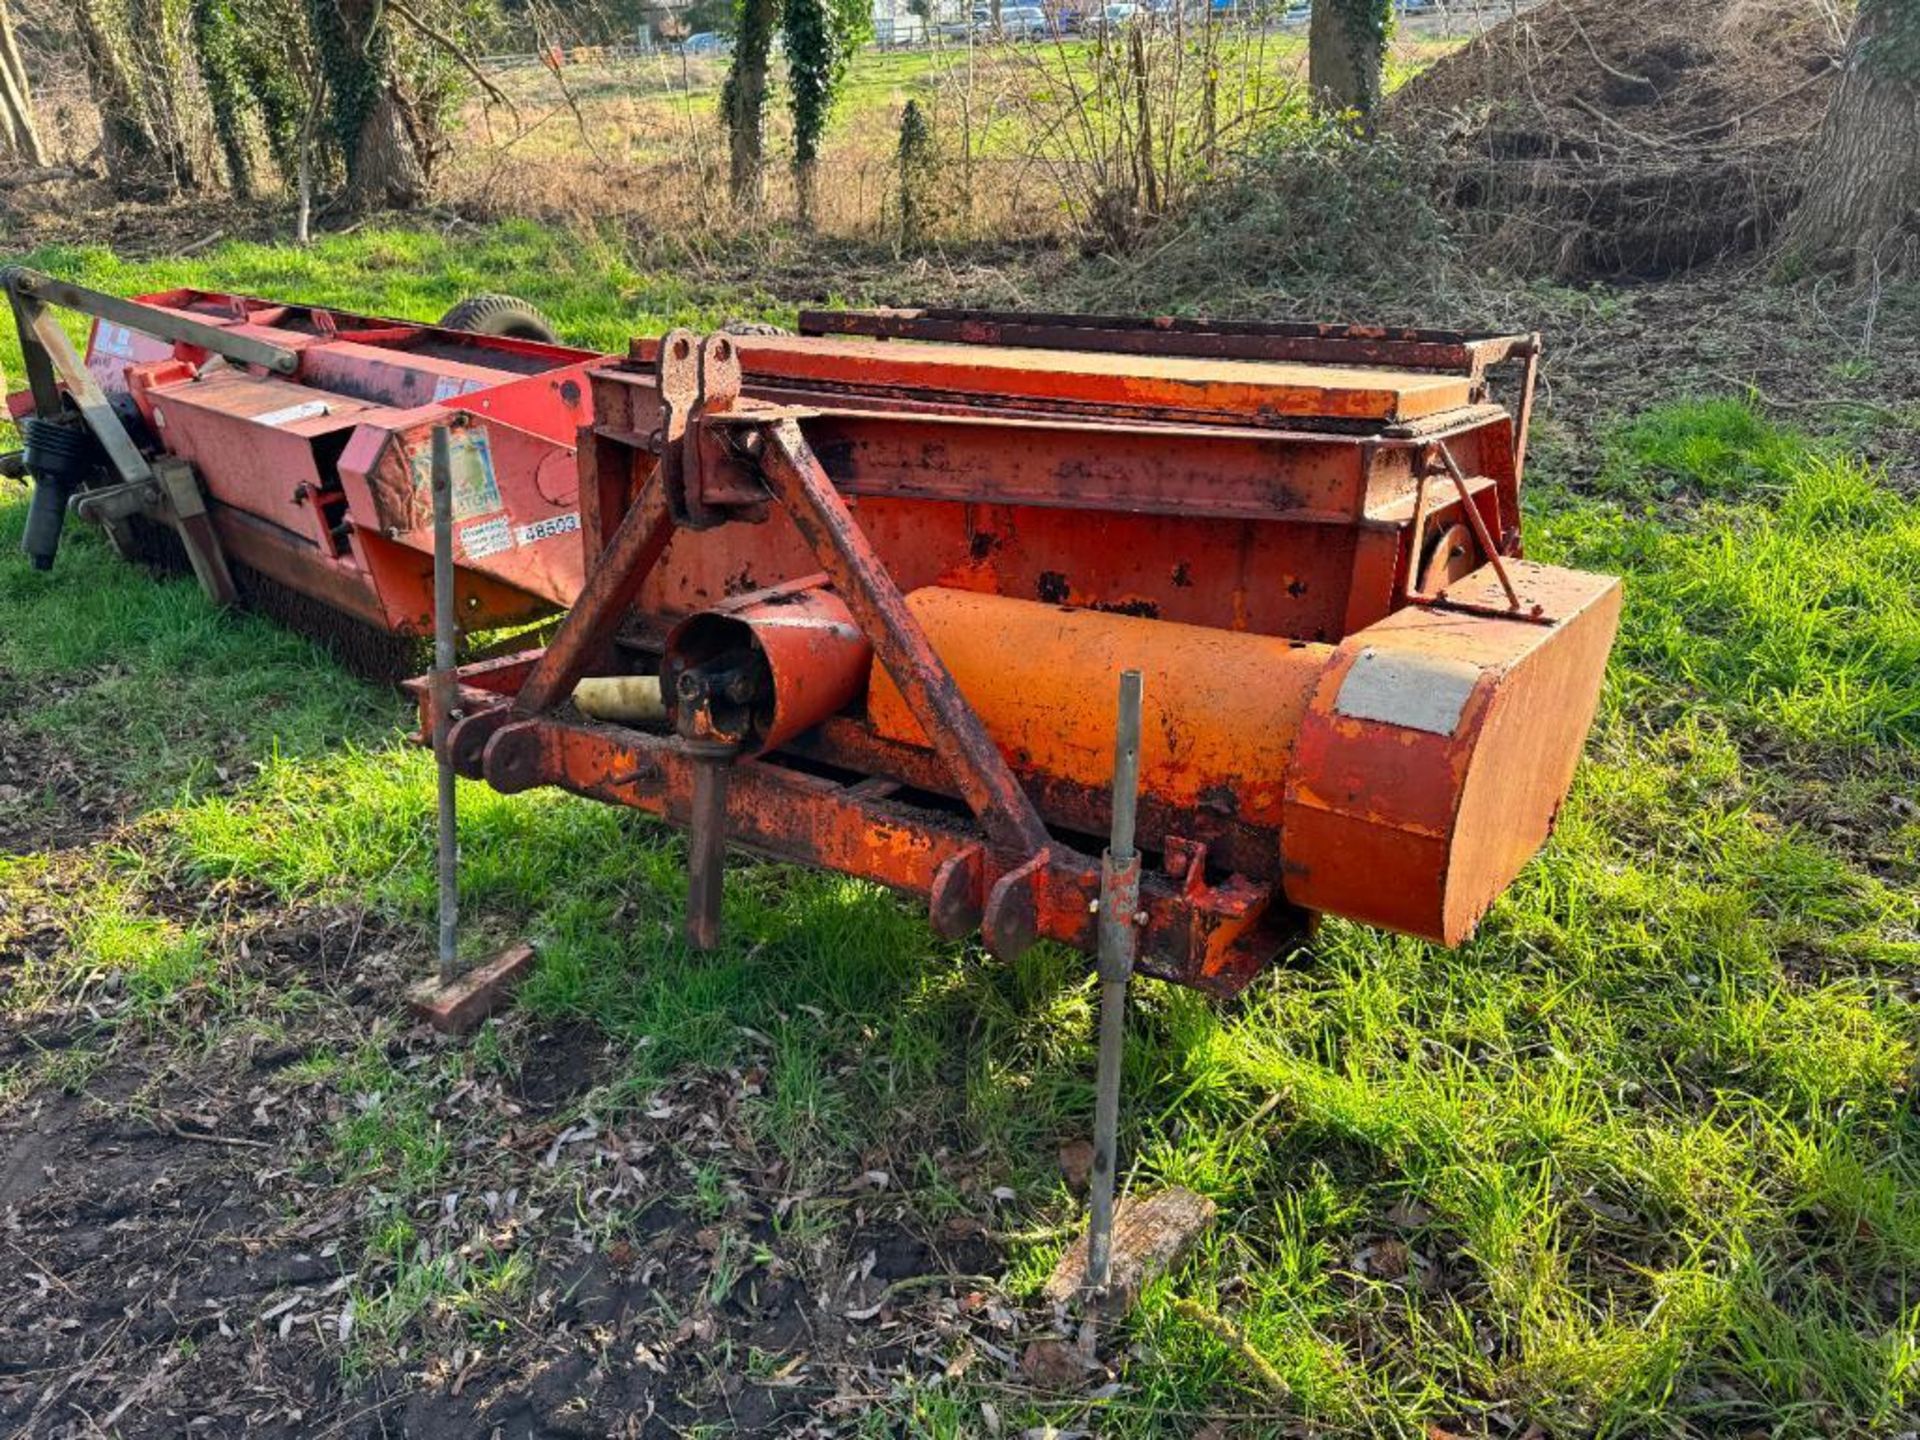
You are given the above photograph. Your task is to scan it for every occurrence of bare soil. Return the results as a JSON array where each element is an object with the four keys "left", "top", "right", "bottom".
[
  {"left": 0, "top": 882, "right": 1015, "bottom": 1438},
  {"left": 0, "top": 672, "right": 134, "bottom": 854}
]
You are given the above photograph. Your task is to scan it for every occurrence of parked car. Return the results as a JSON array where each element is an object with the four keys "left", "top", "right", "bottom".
[
  {"left": 999, "top": 4, "right": 1052, "bottom": 35},
  {"left": 1096, "top": 1, "right": 1140, "bottom": 27},
  {"left": 1280, "top": 0, "right": 1310, "bottom": 21},
  {"left": 681, "top": 31, "right": 732, "bottom": 54}
]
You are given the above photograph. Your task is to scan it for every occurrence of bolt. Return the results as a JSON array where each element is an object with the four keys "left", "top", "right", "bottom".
[
  {"left": 1133, "top": 910, "right": 1149, "bottom": 926},
  {"left": 1088, "top": 898, "right": 1100, "bottom": 914}
]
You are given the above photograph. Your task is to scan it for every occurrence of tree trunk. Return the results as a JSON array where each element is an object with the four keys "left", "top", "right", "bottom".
[
  {"left": 129, "top": 0, "right": 201, "bottom": 188},
  {"left": 0, "top": 0, "right": 46, "bottom": 166},
  {"left": 1780, "top": 0, "right": 1920, "bottom": 281},
  {"left": 192, "top": 0, "right": 254, "bottom": 196},
  {"left": 724, "top": 0, "right": 779, "bottom": 210},
  {"left": 1309, "top": 0, "right": 1389, "bottom": 128},
  {"left": 307, "top": 0, "right": 430, "bottom": 210},
  {"left": 351, "top": 86, "right": 428, "bottom": 209},
  {"left": 74, "top": 0, "right": 173, "bottom": 196}
]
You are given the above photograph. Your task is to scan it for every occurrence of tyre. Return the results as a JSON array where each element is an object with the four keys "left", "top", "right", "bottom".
[{"left": 436, "top": 294, "right": 560, "bottom": 343}]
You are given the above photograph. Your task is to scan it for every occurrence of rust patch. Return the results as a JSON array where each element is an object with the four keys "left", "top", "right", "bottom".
[{"left": 1092, "top": 597, "right": 1161, "bottom": 619}]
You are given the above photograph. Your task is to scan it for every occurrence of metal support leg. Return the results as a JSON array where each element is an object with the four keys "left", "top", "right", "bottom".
[
  {"left": 684, "top": 742, "right": 736, "bottom": 950},
  {"left": 1087, "top": 669, "right": 1144, "bottom": 1296},
  {"left": 431, "top": 424, "right": 460, "bottom": 985}
]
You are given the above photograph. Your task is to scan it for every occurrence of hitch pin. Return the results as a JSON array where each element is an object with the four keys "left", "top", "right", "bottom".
[{"left": 1087, "top": 669, "right": 1144, "bottom": 1298}]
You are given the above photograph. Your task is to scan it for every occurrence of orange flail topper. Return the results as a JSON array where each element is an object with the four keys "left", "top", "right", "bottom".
[{"left": 8, "top": 273, "right": 1619, "bottom": 994}]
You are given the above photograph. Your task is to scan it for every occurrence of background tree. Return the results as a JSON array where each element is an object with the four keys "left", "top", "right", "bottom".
[
  {"left": 74, "top": 0, "right": 196, "bottom": 195},
  {"left": 723, "top": 0, "right": 779, "bottom": 208},
  {"left": 1308, "top": 0, "right": 1392, "bottom": 128},
  {"left": 721, "top": 0, "right": 868, "bottom": 220},
  {"left": 0, "top": 0, "right": 45, "bottom": 166},
  {"left": 193, "top": 0, "right": 262, "bottom": 195},
  {"left": 184, "top": 0, "right": 319, "bottom": 197},
  {"left": 782, "top": 0, "right": 864, "bottom": 224},
  {"left": 305, "top": 0, "right": 430, "bottom": 208},
  {"left": 1780, "top": 0, "right": 1919, "bottom": 280}
]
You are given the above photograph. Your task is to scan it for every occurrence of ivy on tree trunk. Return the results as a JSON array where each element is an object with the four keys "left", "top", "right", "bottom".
[
  {"left": 74, "top": 0, "right": 180, "bottom": 195},
  {"left": 305, "top": 0, "right": 428, "bottom": 210},
  {"left": 723, "top": 0, "right": 780, "bottom": 210},
  {"left": 782, "top": 0, "right": 837, "bottom": 226},
  {"left": 193, "top": 0, "right": 257, "bottom": 196},
  {"left": 1308, "top": 0, "right": 1392, "bottom": 130}
]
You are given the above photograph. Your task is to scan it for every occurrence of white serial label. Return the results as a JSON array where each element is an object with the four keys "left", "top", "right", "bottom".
[
  {"left": 432, "top": 375, "right": 488, "bottom": 403},
  {"left": 94, "top": 322, "right": 135, "bottom": 359},
  {"left": 254, "top": 399, "right": 331, "bottom": 427},
  {"left": 460, "top": 516, "right": 515, "bottom": 559},
  {"left": 515, "top": 512, "right": 580, "bottom": 546},
  {"left": 1334, "top": 647, "right": 1483, "bottom": 736}
]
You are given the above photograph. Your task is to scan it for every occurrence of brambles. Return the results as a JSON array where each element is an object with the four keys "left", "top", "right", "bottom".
[
  {"left": 1388, "top": 0, "right": 1846, "bottom": 278},
  {"left": 1078, "top": 117, "right": 1451, "bottom": 308}
]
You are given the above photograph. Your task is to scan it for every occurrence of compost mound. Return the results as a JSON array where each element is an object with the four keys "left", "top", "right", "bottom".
[{"left": 1390, "top": 0, "right": 1845, "bottom": 277}]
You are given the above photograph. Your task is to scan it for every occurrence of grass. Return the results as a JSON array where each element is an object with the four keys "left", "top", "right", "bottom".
[
  {"left": 0, "top": 223, "right": 795, "bottom": 376},
  {"left": 2, "top": 231, "right": 1918, "bottom": 1435}
]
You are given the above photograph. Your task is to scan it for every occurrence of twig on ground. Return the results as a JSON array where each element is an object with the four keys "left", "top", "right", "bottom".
[
  {"left": 150, "top": 1111, "right": 274, "bottom": 1149},
  {"left": 1170, "top": 1297, "right": 1290, "bottom": 1396},
  {"left": 175, "top": 230, "right": 225, "bottom": 257}
]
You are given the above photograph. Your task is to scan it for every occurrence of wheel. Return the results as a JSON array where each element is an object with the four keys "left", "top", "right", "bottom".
[{"left": 436, "top": 294, "right": 560, "bottom": 343}]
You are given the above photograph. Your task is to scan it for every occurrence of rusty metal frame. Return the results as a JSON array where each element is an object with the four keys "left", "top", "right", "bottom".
[
  {"left": 457, "top": 702, "right": 1284, "bottom": 995},
  {"left": 796, "top": 307, "right": 1534, "bottom": 379},
  {"left": 6, "top": 268, "right": 301, "bottom": 377},
  {"left": 749, "top": 416, "right": 1052, "bottom": 859},
  {"left": 1397, "top": 440, "right": 1544, "bottom": 627},
  {"left": 7, "top": 273, "right": 239, "bottom": 605},
  {"left": 441, "top": 365, "right": 1296, "bottom": 991}
]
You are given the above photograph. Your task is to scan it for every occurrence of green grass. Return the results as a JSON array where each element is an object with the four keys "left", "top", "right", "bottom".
[
  {"left": 2, "top": 232, "right": 1918, "bottom": 1435},
  {"left": 0, "top": 223, "right": 794, "bottom": 398}
]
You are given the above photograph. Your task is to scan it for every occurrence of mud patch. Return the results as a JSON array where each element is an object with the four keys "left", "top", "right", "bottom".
[
  {"left": 0, "top": 867, "right": 1028, "bottom": 1438},
  {"left": 511, "top": 1018, "right": 617, "bottom": 1111},
  {"left": 0, "top": 671, "right": 136, "bottom": 854}
]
